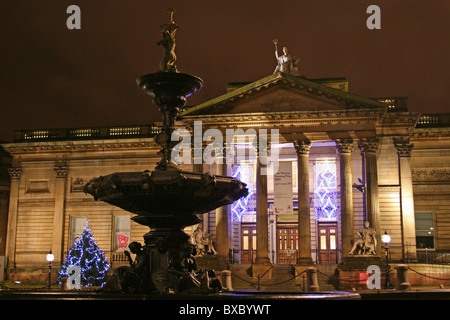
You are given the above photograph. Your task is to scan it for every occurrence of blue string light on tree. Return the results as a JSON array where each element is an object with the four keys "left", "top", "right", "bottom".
[{"left": 57, "top": 221, "right": 110, "bottom": 287}]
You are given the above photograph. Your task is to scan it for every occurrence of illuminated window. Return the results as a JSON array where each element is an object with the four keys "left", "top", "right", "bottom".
[
  {"left": 415, "top": 212, "right": 434, "bottom": 249},
  {"left": 231, "top": 161, "right": 256, "bottom": 222},
  {"left": 71, "top": 216, "right": 87, "bottom": 244},
  {"left": 314, "top": 159, "right": 338, "bottom": 221}
]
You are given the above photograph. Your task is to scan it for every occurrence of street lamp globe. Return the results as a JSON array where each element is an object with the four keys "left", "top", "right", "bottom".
[
  {"left": 381, "top": 231, "right": 391, "bottom": 245},
  {"left": 46, "top": 251, "right": 54, "bottom": 263}
]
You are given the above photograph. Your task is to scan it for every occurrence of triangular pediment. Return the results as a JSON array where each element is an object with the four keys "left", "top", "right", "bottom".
[{"left": 180, "top": 72, "right": 387, "bottom": 117}]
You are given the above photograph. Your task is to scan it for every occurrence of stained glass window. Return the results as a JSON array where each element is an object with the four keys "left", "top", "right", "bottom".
[{"left": 314, "top": 159, "right": 338, "bottom": 221}]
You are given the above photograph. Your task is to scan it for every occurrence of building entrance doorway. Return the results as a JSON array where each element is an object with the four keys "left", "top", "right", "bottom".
[
  {"left": 318, "top": 222, "right": 338, "bottom": 264},
  {"left": 277, "top": 223, "right": 298, "bottom": 264},
  {"left": 241, "top": 224, "right": 256, "bottom": 263}
]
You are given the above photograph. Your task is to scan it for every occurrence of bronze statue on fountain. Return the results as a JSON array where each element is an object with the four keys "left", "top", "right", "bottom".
[{"left": 84, "top": 9, "right": 248, "bottom": 294}]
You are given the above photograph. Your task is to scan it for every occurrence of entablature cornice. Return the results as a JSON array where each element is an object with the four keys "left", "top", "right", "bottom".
[
  {"left": 182, "top": 109, "right": 385, "bottom": 129},
  {"left": 376, "top": 111, "right": 420, "bottom": 135},
  {"left": 1, "top": 138, "right": 159, "bottom": 155},
  {"left": 411, "top": 127, "right": 450, "bottom": 141}
]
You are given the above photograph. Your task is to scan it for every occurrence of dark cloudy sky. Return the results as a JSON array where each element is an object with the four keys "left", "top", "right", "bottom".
[{"left": 0, "top": 0, "right": 449, "bottom": 142}]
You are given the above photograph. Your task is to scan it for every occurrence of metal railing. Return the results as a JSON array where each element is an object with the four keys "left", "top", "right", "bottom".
[
  {"left": 416, "top": 113, "right": 450, "bottom": 128},
  {"left": 417, "top": 251, "right": 450, "bottom": 265},
  {"left": 229, "top": 265, "right": 308, "bottom": 291},
  {"left": 14, "top": 124, "right": 161, "bottom": 142}
]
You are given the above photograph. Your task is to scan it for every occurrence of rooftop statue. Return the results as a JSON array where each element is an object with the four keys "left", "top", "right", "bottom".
[
  {"left": 273, "top": 39, "right": 300, "bottom": 76},
  {"left": 157, "top": 8, "right": 179, "bottom": 72}
]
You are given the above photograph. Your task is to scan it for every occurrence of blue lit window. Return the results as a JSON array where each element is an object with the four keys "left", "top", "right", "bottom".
[
  {"left": 314, "top": 160, "right": 338, "bottom": 221},
  {"left": 231, "top": 162, "right": 256, "bottom": 222}
]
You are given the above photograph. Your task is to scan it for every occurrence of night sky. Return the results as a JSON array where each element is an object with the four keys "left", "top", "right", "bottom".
[{"left": 0, "top": 0, "right": 449, "bottom": 142}]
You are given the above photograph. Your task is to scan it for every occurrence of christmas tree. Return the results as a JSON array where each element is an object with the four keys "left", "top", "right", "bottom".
[{"left": 58, "top": 221, "right": 110, "bottom": 287}]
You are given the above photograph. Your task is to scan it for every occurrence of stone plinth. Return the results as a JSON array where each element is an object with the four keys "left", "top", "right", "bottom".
[
  {"left": 195, "top": 255, "right": 229, "bottom": 271},
  {"left": 339, "top": 255, "right": 384, "bottom": 272},
  {"left": 338, "top": 255, "right": 385, "bottom": 290}
]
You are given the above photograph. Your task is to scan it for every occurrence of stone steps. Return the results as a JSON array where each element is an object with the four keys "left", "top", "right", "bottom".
[
  {"left": 229, "top": 264, "right": 340, "bottom": 292},
  {"left": 316, "top": 264, "right": 339, "bottom": 291},
  {"left": 230, "top": 264, "right": 303, "bottom": 292}
]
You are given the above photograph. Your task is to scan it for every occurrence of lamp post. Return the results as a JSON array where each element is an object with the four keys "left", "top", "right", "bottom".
[
  {"left": 381, "top": 231, "right": 391, "bottom": 289},
  {"left": 46, "top": 250, "right": 54, "bottom": 290}
]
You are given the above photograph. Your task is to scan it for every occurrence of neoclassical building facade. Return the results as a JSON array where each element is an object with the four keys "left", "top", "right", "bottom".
[{"left": 1, "top": 72, "right": 449, "bottom": 279}]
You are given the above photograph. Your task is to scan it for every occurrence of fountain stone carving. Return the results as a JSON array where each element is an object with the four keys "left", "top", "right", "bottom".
[{"left": 84, "top": 9, "right": 248, "bottom": 294}]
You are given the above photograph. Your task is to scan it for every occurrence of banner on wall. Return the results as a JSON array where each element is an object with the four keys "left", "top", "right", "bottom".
[
  {"left": 274, "top": 161, "right": 293, "bottom": 215},
  {"left": 117, "top": 234, "right": 130, "bottom": 249}
]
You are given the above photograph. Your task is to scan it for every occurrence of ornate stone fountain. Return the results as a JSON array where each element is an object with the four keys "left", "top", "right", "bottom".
[{"left": 83, "top": 9, "right": 248, "bottom": 294}]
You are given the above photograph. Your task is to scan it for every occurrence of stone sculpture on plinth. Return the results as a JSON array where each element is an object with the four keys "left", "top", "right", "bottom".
[
  {"left": 348, "top": 221, "right": 378, "bottom": 255},
  {"left": 337, "top": 220, "right": 383, "bottom": 290}
]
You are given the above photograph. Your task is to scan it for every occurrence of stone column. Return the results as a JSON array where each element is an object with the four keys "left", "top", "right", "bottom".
[
  {"left": 52, "top": 166, "right": 68, "bottom": 264},
  {"left": 5, "top": 167, "right": 22, "bottom": 269},
  {"left": 192, "top": 142, "right": 203, "bottom": 175},
  {"left": 0, "top": 191, "right": 9, "bottom": 255},
  {"left": 336, "top": 139, "right": 355, "bottom": 256},
  {"left": 394, "top": 137, "right": 417, "bottom": 261},
  {"left": 192, "top": 142, "right": 208, "bottom": 232},
  {"left": 360, "top": 137, "right": 381, "bottom": 255},
  {"left": 294, "top": 139, "right": 313, "bottom": 265},
  {"left": 254, "top": 140, "right": 271, "bottom": 267},
  {"left": 215, "top": 146, "right": 230, "bottom": 258}
]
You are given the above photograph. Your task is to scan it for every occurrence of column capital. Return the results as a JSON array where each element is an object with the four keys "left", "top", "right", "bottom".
[
  {"left": 360, "top": 137, "right": 380, "bottom": 155},
  {"left": 8, "top": 167, "right": 23, "bottom": 179},
  {"left": 335, "top": 138, "right": 354, "bottom": 155},
  {"left": 293, "top": 139, "right": 312, "bottom": 155},
  {"left": 393, "top": 137, "right": 414, "bottom": 157},
  {"left": 54, "top": 166, "right": 69, "bottom": 178}
]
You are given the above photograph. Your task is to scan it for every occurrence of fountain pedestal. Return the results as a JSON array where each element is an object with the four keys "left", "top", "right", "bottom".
[{"left": 84, "top": 43, "right": 247, "bottom": 294}]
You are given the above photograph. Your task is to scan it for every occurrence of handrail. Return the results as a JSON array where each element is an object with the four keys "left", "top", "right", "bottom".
[{"left": 14, "top": 124, "right": 161, "bottom": 142}]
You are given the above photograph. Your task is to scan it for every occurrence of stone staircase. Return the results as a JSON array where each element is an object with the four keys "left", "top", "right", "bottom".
[
  {"left": 316, "top": 264, "right": 339, "bottom": 291},
  {"left": 229, "top": 263, "right": 339, "bottom": 292},
  {"left": 230, "top": 264, "right": 303, "bottom": 292}
]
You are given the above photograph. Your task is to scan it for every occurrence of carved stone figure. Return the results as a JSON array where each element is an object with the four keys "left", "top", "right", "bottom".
[
  {"left": 102, "top": 242, "right": 150, "bottom": 293},
  {"left": 157, "top": 9, "right": 179, "bottom": 72},
  {"left": 165, "top": 243, "right": 222, "bottom": 293},
  {"left": 348, "top": 221, "right": 378, "bottom": 255},
  {"left": 191, "top": 226, "right": 217, "bottom": 256},
  {"left": 167, "top": 243, "right": 201, "bottom": 293},
  {"left": 273, "top": 39, "right": 300, "bottom": 75}
]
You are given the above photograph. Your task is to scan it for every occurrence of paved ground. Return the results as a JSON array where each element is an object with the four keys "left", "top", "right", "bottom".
[
  {"left": 1, "top": 285, "right": 450, "bottom": 299},
  {"left": 0, "top": 287, "right": 447, "bottom": 319}
]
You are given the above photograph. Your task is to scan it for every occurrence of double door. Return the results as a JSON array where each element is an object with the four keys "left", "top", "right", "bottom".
[
  {"left": 240, "top": 222, "right": 338, "bottom": 264},
  {"left": 318, "top": 223, "right": 338, "bottom": 264},
  {"left": 277, "top": 224, "right": 298, "bottom": 264}
]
